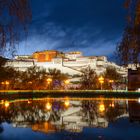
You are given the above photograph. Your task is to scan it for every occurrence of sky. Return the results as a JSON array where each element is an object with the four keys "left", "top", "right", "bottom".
[{"left": 17, "top": 0, "right": 127, "bottom": 61}]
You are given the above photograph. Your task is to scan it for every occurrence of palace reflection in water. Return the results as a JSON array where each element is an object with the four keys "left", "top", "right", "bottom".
[{"left": 0, "top": 98, "right": 140, "bottom": 140}]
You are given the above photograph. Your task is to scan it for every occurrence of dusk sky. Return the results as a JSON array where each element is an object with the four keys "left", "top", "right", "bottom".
[{"left": 17, "top": 0, "right": 127, "bottom": 61}]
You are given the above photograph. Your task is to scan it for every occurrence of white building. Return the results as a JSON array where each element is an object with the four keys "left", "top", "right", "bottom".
[{"left": 5, "top": 50, "right": 127, "bottom": 78}]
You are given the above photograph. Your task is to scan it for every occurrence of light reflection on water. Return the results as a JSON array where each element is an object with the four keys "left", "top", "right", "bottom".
[{"left": 0, "top": 98, "right": 140, "bottom": 140}]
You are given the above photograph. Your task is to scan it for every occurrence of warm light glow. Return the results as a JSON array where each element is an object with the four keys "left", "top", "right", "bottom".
[
  {"left": 111, "top": 103, "right": 114, "bottom": 107},
  {"left": 45, "top": 102, "right": 52, "bottom": 110},
  {"left": 27, "top": 100, "right": 31, "bottom": 104},
  {"left": 28, "top": 81, "right": 32, "bottom": 84},
  {"left": 109, "top": 103, "right": 115, "bottom": 107},
  {"left": 98, "top": 76, "right": 104, "bottom": 82},
  {"left": 47, "top": 78, "right": 52, "bottom": 82},
  {"left": 100, "top": 80, "right": 104, "bottom": 84},
  {"left": 98, "top": 76, "right": 104, "bottom": 90},
  {"left": 1, "top": 100, "right": 4, "bottom": 104},
  {"left": 98, "top": 76, "right": 104, "bottom": 84},
  {"left": 1, "top": 81, "right": 10, "bottom": 85},
  {"left": 64, "top": 80, "right": 70, "bottom": 85},
  {"left": 1, "top": 82, "right": 4, "bottom": 85},
  {"left": 109, "top": 80, "right": 114, "bottom": 83},
  {"left": 99, "top": 104, "right": 105, "bottom": 112},
  {"left": 64, "top": 100, "right": 70, "bottom": 107},
  {"left": 138, "top": 98, "right": 140, "bottom": 103},
  {"left": 5, "top": 81, "right": 10, "bottom": 85},
  {"left": 4, "top": 101, "right": 10, "bottom": 108},
  {"left": 47, "top": 78, "right": 52, "bottom": 84}
]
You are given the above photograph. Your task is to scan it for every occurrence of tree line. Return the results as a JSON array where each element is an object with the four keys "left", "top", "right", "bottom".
[{"left": 0, "top": 57, "right": 125, "bottom": 90}]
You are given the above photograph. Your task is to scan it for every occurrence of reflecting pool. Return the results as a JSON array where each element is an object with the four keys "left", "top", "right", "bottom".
[{"left": 0, "top": 98, "right": 140, "bottom": 140}]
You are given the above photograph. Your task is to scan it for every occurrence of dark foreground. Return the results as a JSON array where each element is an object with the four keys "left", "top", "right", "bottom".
[{"left": 1, "top": 119, "right": 140, "bottom": 140}]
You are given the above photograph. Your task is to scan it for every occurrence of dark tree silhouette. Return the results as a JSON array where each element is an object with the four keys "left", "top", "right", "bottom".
[
  {"left": 117, "top": 0, "right": 140, "bottom": 66},
  {"left": 0, "top": 0, "right": 32, "bottom": 55},
  {"left": 0, "top": 124, "right": 4, "bottom": 133},
  {"left": 102, "top": 66, "right": 123, "bottom": 90},
  {"left": 47, "top": 68, "right": 68, "bottom": 89},
  {"left": 0, "top": 56, "right": 7, "bottom": 66},
  {"left": 80, "top": 67, "right": 98, "bottom": 89}
]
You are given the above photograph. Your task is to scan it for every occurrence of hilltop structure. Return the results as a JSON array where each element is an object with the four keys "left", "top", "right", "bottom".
[{"left": 5, "top": 50, "right": 127, "bottom": 77}]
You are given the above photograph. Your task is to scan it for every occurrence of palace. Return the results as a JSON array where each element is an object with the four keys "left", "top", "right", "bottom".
[{"left": 5, "top": 50, "right": 127, "bottom": 77}]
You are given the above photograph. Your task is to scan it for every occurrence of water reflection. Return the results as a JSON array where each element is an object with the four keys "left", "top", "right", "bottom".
[
  {"left": 128, "top": 100, "right": 140, "bottom": 122},
  {"left": 0, "top": 98, "right": 139, "bottom": 134}
]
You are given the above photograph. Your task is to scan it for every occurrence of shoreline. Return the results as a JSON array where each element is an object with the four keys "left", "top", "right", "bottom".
[{"left": 0, "top": 90, "right": 140, "bottom": 100}]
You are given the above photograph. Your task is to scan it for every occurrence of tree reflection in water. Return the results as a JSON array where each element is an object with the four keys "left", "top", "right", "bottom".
[
  {"left": 0, "top": 99, "right": 130, "bottom": 133},
  {"left": 0, "top": 124, "right": 4, "bottom": 133},
  {"left": 82, "top": 100, "right": 127, "bottom": 125},
  {"left": 105, "top": 101, "right": 127, "bottom": 122},
  {"left": 82, "top": 100, "right": 98, "bottom": 125}
]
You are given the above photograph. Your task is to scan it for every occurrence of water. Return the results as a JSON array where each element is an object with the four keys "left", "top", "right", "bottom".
[{"left": 0, "top": 98, "right": 140, "bottom": 140}]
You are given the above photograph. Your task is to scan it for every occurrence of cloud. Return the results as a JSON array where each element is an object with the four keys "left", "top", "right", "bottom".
[
  {"left": 16, "top": 0, "right": 127, "bottom": 61},
  {"left": 17, "top": 23, "right": 120, "bottom": 60}
]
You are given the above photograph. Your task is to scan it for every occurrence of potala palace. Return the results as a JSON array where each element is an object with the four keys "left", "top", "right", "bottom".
[{"left": 5, "top": 50, "right": 127, "bottom": 77}]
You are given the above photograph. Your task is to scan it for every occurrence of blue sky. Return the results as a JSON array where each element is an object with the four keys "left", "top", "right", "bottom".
[{"left": 17, "top": 0, "right": 127, "bottom": 61}]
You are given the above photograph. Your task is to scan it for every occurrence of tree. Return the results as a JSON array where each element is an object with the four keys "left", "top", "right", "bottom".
[
  {"left": 103, "top": 66, "right": 123, "bottom": 90},
  {"left": 104, "top": 66, "right": 122, "bottom": 81},
  {"left": 47, "top": 68, "right": 68, "bottom": 89},
  {"left": 0, "top": 56, "right": 8, "bottom": 66},
  {"left": 80, "top": 67, "right": 98, "bottom": 90},
  {"left": 82, "top": 100, "right": 98, "bottom": 125},
  {"left": 13, "top": 66, "right": 47, "bottom": 90},
  {"left": 117, "top": 0, "right": 140, "bottom": 66},
  {"left": 0, "top": 0, "right": 32, "bottom": 55},
  {"left": 105, "top": 101, "right": 127, "bottom": 122},
  {"left": 18, "top": 66, "right": 48, "bottom": 90},
  {"left": 0, "top": 65, "right": 20, "bottom": 89}
]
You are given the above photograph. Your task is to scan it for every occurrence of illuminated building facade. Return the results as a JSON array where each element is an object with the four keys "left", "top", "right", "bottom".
[
  {"left": 32, "top": 50, "right": 64, "bottom": 62},
  {"left": 5, "top": 50, "right": 127, "bottom": 77}
]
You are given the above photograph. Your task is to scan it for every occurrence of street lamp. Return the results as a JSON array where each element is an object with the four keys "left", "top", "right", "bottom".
[
  {"left": 5, "top": 81, "right": 10, "bottom": 90},
  {"left": 64, "top": 80, "right": 70, "bottom": 90},
  {"left": 5, "top": 81, "right": 10, "bottom": 85},
  {"left": 98, "top": 76, "right": 104, "bottom": 90},
  {"left": 47, "top": 78, "right": 52, "bottom": 83},
  {"left": 45, "top": 102, "right": 52, "bottom": 110},
  {"left": 1, "top": 81, "right": 10, "bottom": 89},
  {"left": 99, "top": 103, "right": 105, "bottom": 112},
  {"left": 109, "top": 80, "right": 114, "bottom": 90},
  {"left": 109, "top": 102, "right": 115, "bottom": 108},
  {"left": 109, "top": 80, "right": 114, "bottom": 83},
  {"left": 47, "top": 78, "right": 52, "bottom": 89},
  {"left": 4, "top": 101, "right": 10, "bottom": 108},
  {"left": 64, "top": 100, "right": 70, "bottom": 107},
  {"left": 1, "top": 82, "right": 5, "bottom": 89},
  {"left": 1, "top": 82, "right": 4, "bottom": 85},
  {"left": 64, "top": 80, "right": 70, "bottom": 85}
]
